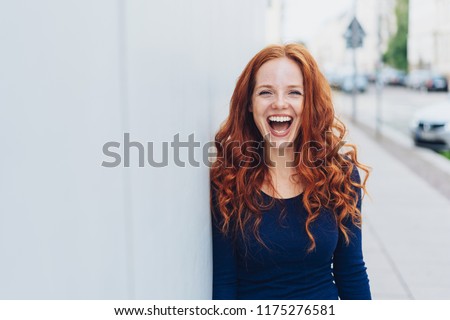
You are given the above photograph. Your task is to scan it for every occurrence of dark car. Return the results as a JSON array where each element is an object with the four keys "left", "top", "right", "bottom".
[
  {"left": 424, "top": 75, "right": 448, "bottom": 92},
  {"left": 406, "top": 70, "right": 449, "bottom": 92}
]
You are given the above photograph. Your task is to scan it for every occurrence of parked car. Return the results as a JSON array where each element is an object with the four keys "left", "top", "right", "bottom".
[
  {"left": 340, "top": 74, "right": 368, "bottom": 93},
  {"left": 410, "top": 100, "right": 450, "bottom": 151},
  {"left": 324, "top": 71, "right": 343, "bottom": 89},
  {"left": 405, "top": 69, "right": 432, "bottom": 90},
  {"left": 380, "top": 67, "right": 406, "bottom": 86},
  {"left": 366, "top": 72, "right": 377, "bottom": 83},
  {"left": 423, "top": 75, "right": 448, "bottom": 92},
  {"left": 405, "top": 69, "right": 449, "bottom": 92}
]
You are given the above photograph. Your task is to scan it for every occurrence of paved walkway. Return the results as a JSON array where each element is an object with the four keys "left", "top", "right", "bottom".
[{"left": 341, "top": 115, "right": 450, "bottom": 299}]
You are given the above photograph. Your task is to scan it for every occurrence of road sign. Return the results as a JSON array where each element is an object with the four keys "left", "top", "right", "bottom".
[{"left": 344, "top": 17, "right": 366, "bottom": 48}]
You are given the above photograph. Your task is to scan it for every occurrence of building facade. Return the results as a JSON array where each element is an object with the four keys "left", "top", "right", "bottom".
[
  {"left": 409, "top": 0, "right": 450, "bottom": 76},
  {"left": 308, "top": 0, "right": 396, "bottom": 75}
]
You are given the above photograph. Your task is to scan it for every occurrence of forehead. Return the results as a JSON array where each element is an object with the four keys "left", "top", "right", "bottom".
[{"left": 255, "top": 57, "right": 303, "bottom": 85}]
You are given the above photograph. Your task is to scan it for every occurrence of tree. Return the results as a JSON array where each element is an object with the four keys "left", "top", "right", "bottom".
[{"left": 383, "top": 0, "right": 409, "bottom": 71}]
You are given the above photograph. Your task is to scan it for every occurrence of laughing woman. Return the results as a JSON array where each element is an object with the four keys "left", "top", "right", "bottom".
[{"left": 210, "top": 44, "right": 371, "bottom": 300}]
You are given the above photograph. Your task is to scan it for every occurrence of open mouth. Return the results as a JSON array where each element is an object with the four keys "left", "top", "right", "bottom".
[{"left": 267, "top": 115, "right": 293, "bottom": 137}]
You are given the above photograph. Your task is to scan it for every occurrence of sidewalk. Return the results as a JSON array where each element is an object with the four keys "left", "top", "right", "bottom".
[{"left": 341, "top": 117, "right": 450, "bottom": 299}]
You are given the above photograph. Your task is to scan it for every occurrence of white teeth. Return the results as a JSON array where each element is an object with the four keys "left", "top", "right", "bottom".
[{"left": 268, "top": 116, "right": 292, "bottom": 122}]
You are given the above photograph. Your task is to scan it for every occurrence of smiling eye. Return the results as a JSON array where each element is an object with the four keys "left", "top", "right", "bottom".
[
  {"left": 290, "top": 90, "right": 303, "bottom": 96},
  {"left": 259, "top": 91, "right": 272, "bottom": 96}
]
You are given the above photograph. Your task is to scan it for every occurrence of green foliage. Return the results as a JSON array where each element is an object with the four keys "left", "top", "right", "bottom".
[
  {"left": 440, "top": 150, "right": 450, "bottom": 160},
  {"left": 383, "top": 0, "right": 409, "bottom": 71}
]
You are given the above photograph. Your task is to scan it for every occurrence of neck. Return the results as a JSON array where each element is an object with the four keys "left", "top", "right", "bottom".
[
  {"left": 262, "top": 145, "right": 303, "bottom": 198},
  {"left": 264, "top": 144, "right": 297, "bottom": 174}
]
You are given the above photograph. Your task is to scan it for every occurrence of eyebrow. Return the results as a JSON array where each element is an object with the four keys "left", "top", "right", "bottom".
[{"left": 255, "top": 84, "right": 304, "bottom": 90}]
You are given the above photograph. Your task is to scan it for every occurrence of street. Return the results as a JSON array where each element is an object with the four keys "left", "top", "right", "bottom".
[{"left": 333, "top": 85, "right": 449, "bottom": 136}]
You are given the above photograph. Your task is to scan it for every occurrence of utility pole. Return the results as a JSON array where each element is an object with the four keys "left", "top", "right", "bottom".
[
  {"left": 351, "top": 0, "right": 357, "bottom": 122},
  {"left": 344, "top": 1, "right": 365, "bottom": 123},
  {"left": 375, "top": 0, "right": 383, "bottom": 137}
]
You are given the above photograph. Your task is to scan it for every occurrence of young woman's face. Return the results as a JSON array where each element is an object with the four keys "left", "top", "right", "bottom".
[{"left": 250, "top": 57, "right": 304, "bottom": 148}]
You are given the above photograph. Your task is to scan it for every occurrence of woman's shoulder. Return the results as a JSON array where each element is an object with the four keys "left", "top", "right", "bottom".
[{"left": 349, "top": 163, "right": 361, "bottom": 184}]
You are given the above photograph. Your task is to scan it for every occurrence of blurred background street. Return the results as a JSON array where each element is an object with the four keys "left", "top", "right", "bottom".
[
  {"left": 338, "top": 102, "right": 450, "bottom": 299},
  {"left": 335, "top": 86, "right": 449, "bottom": 135},
  {"left": 1, "top": 0, "right": 449, "bottom": 299}
]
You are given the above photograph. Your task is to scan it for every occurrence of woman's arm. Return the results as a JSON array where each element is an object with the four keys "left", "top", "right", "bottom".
[
  {"left": 332, "top": 166, "right": 372, "bottom": 300},
  {"left": 211, "top": 190, "right": 238, "bottom": 299}
]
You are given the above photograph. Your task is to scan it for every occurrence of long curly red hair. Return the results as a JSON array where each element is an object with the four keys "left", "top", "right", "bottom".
[{"left": 210, "top": 44, "right": 369, "bottom": 251}]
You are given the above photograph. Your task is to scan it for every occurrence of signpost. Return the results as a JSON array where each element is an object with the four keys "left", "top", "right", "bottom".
[
  {"left": 375, "top": 2, "right": 383, "bottom": 137},
  {"left": 344, "top": 17, "right": 366, "bottom": 122},
  {"left": 344, "top": 17, "right": 366, "bottom": 49}
]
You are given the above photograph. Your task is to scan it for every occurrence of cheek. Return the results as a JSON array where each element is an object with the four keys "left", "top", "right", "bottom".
[
  {"left": 293, "top": 104, "right": 304, "bottom": 121},
  {"left": 251, "top": 101, "right": 264, "bottom": 121},
  {"left": 250, "top": 107, "right": 267, "bottom": 134},
  {"left": 297, "top": 100, "right": 304, "bottom": 115},
  {"left": 253, "top": 113, "right": 266, "bottom": 131}
]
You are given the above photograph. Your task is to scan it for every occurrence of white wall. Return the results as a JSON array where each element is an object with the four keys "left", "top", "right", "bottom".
[
  {"left": 409, "top": 0, "right": 450, "bottom": 75},
  {"left": 0, "top": 0, "right": 265, "bottom": 299}
]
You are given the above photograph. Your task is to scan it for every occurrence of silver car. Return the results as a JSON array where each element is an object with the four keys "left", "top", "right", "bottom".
[
  {"left": 340, "top": 74, "right": 368, "bottom": 93},
  {"left": 410, "top": 100, "right": 450, "bottom": 151}
]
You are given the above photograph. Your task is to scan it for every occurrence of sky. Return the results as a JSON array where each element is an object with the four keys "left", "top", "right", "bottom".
[{"left": 282, "top": 0, "right": 353, "bottom": 44}]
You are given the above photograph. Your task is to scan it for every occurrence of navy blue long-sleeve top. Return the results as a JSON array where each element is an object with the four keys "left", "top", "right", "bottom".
[{"left": 211, "top": 168, "right": 371, "bottom": 300}]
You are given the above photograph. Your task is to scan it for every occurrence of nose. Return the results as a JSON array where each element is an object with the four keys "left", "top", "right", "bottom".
[{"left": 273, "top": 93, "right": 288, "bottom": 109}]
